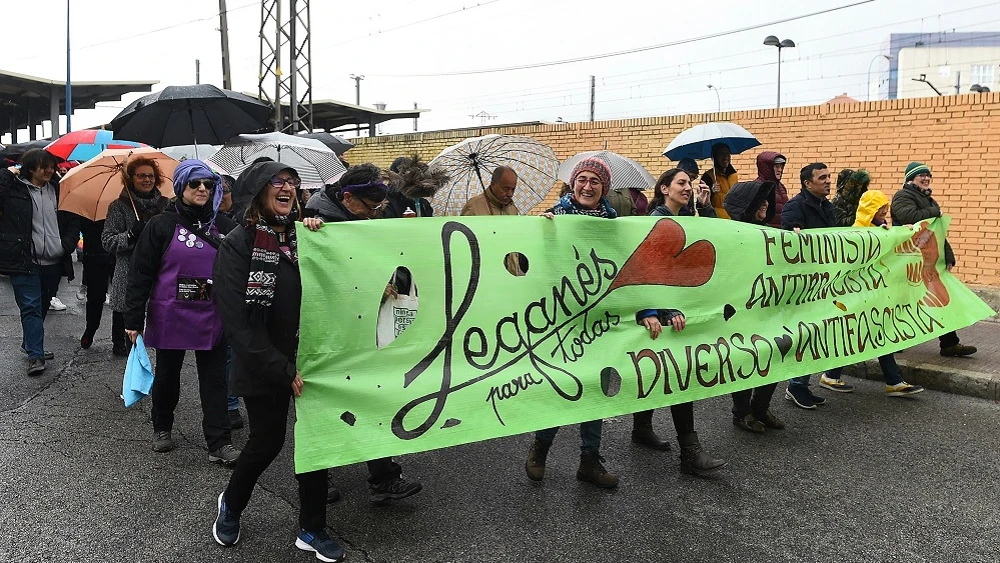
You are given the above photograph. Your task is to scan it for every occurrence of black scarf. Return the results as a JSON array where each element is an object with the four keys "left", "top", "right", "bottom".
[
  {"left": 245, "top": 214, "right": 297, "bottom": 319},
  {"left": 124, "top": 187, "right": 167, "bottom": 221}
]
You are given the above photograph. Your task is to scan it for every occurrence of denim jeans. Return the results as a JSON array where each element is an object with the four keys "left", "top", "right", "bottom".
[
  {"left": 535, "top": 419, "right": 602, "bottom": 453},
  {"left": 8, "top": 264, "right": 62, "bottom": 360},
  {"left": 825, "top": 354, "right": 903, "bottom": 385},
  {"left": 787, "top": 375, "right": 811, "bottom": 388},
  {"left": 224, "top": 346, "right": 240, "bottom": 411}
]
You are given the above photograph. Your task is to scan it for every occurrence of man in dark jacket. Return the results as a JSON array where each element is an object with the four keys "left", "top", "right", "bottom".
[
  {"left": 890, "top": 162, "right": 976, "bottom": 357},
  {"left": 755, "top": 151, "right": 788, "bottom": 228},
  {"left": 781, "top": 163, "right": 840, "bottom": 409},
  {"left": 0, "top": 149, "right": 77, "bottom": 375}
]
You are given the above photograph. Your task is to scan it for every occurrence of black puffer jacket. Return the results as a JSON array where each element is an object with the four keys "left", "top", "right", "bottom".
[
  {"left": 780, "top": 188, "right": 836, "bottom": 230},
  {"left": 723, "top": 181, "right": 776, "bottom": 225},
  {"left": 0, "top": 168, "right": 77, "bottom": 278},
  {"left": 890, "top": 182, "right": 955, "bottom": 266}
]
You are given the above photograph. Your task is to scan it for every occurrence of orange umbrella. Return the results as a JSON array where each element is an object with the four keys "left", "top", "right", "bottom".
[{"left": 58, "top": 147, "right": 178, "bottom": 221}]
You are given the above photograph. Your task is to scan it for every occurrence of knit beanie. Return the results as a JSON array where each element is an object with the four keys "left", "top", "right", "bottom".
[
  {"left": 677, "top": 158, "right": 699, "bottom": 179},
  {"left": 904, "top": 162, "right": 931, "bottom": 182},
  {"left": 569, "top": 157, "right": 612, "bottom": 196}
]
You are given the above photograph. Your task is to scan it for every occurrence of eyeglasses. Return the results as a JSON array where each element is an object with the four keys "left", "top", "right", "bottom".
[
  {"left": 186, "top": 179, "right": 216, "bottom": 191},
  {"left": 915, "top": 173, "right": 932, "bottom": 179},
  {"left": 574, "top": 177, "right": 603, "bottom": 188},
  {"left": 269, "top": 176, "right": 302, "bottom": 188},
  {"left": 360, "top": 198, "right": 388, "bottom": 212},
  {"left": 133, "top": 173, "right": 155, "bottom": 180}
]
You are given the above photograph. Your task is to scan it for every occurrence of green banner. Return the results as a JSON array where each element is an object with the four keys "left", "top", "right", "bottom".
[{"left": 294, "top": 215, "right": 993, "bottom": 472}]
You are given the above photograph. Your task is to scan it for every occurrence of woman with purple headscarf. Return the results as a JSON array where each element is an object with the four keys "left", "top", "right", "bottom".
[{"left": 123, "top": 159, "right": 241, "bottom": 465}]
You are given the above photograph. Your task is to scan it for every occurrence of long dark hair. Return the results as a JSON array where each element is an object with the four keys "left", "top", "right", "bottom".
[{"left": 648, "top": 168, "right": 686, "bottom": 212}]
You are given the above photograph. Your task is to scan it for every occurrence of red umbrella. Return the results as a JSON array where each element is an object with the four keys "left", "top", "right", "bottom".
[{"left": 45, "top": 130, "right": 147, "bottom": 162}]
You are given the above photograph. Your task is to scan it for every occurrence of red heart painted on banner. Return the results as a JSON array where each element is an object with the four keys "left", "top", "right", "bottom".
[{"left": 610, "top": 218, "right": 717, "bottom": 291}]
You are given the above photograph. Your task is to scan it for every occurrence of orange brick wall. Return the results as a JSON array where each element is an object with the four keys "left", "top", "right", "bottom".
[{"left": 346, "top": 93, "right": 1000, "bottom": 287}]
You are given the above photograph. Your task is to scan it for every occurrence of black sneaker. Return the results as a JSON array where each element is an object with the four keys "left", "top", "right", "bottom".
[
  {"left": 784, "top": 386, "right": 816, "bottom": 409},
  {"left": 295, "top": 530, "right": 345, "bottom": 562},
  {"left": 808, "top": 391, "right": 827, "bottom": 406},
  {"left": 212, "top": 492, "right": 241, "bottom": 546},
  {"left": 152, "top": 431, "right": 175, "bottom": 453},
  {"left": 228, "top": 409, "right": 244, "bottom": 430},
  {"left": 369, "top": 476, "right": 423, "bottom": 503},
  {"left": 27, "top": 359, "right": 45, "bottom": 377}
]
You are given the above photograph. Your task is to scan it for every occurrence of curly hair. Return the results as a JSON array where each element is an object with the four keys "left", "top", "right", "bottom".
[{"left": 122, "top": 156, "right": 165, "bottom": 190}]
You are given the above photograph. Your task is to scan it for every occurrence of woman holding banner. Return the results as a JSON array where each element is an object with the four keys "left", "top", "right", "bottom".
[
  {"left": 209, "top": 161, "right": 346, "bottom": 561},
  {"left": 526, "top": 157, "right": 620, "bottom": 489},
  {"left": 722, "top": 181, "right": 788, "bottom": 433},
  {"left": 636, "top": 168, "right": 726, "bottom": 475}
]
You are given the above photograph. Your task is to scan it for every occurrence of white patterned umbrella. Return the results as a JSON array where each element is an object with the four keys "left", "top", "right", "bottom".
[
  {"left": 208, "top": 132, "right": 347, "bottom": 189},
  {"left": 428, "top": 134, "right": 559, "bottom": 216},
  {"left": 558, "top": 151, "right": 655, "bottom": 191}
]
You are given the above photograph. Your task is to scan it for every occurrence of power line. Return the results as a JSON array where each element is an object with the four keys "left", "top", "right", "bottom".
[{"left": 369, "top": 0, "right": 874, "bottom": 77}]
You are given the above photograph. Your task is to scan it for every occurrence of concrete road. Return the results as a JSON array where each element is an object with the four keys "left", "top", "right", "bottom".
[{"left": 2, "top": 272, "right": 999, "bottom": 563}]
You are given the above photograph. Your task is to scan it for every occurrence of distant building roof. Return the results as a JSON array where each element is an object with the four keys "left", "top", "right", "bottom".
[
  {"left": 0, "top": 68, "right": 156, "bottom": 138},
  {"left": 276, "top": 98, "right": 423, "bottom": 135},
  {"left": 825, "top": 93, "right": 860, "bottom": 104}
]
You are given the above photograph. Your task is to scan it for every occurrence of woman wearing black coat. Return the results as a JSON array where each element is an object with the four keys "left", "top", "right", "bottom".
[
  {"left": 722, "top": 181, "right": 786, "bottom": 433},
  {"left": 210, "top": 161, "right": 344, "bottom": 562}
]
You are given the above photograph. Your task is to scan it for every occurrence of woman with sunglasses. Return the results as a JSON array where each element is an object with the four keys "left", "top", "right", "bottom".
[{"left": 123, "top": 159, "right": 241, "bottom": 465}]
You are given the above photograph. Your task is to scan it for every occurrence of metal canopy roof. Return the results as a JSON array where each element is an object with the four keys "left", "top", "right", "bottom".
[
  {"left": 0, "top": 68, "right": 156, "bottom": 138},
  {"left": 277, "top": 98, "right": 423, "bottom": 134}
]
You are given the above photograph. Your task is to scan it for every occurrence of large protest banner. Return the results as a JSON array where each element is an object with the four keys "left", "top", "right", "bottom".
[{"left": 293, "top": 215, "right": 993, "bottom": 472}]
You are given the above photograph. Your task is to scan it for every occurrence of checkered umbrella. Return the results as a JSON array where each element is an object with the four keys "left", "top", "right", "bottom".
[
  {"left": 558, "top": 151, "right": 656, "bottom": 191},
  {"left": 208, "top": 132, "right": 347, "bottom": 189},
  {"left": 428, "top": 134, "right": 559, "bottom": 216}
]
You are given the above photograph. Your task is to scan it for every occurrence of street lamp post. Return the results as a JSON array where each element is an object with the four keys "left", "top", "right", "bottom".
[
  {"left": 867, "top": 54, "right": 892, "bottom": 101},
  {"left": 707, "top": 84, "right": 721, "bottom": 112},
  {"left": 763, "top": 35, "right": 795, "bottom": 108}
]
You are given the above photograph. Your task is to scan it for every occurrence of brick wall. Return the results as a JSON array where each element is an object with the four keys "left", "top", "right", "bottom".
[{"left": 345, "top": 93, "right": 1000, "bottom": 287}]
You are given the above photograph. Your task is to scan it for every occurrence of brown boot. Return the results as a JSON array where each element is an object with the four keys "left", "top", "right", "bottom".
[
  {"left": 575, "top": 450, "right": 619, "bottom": 489},
  {"left": 678, "top": 432, "right": 726, "bottom": 475},
  {"left": 631, "top": 410, "right": 671, "bottom": 450},
  {"left": 940, "top": 343, "right": 977, "bottom": 357},
  {"left": 525, "top": 439, "right": 550, "bottom": 481}
]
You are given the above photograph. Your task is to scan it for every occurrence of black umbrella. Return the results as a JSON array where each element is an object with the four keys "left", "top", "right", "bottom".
[
  {"left": 297, "top": 132, "right": 353, "bottom": 155},
  {"left": 109, "top": 85, "right": 272, "bottom": 148},
  {"left": 1, "top": 139, "right": 53, "bottom": 164}
]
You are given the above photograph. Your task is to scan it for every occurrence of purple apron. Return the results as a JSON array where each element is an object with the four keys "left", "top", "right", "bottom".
[{"left": 144, "top": 224, "right": 223, "bottom": 350}]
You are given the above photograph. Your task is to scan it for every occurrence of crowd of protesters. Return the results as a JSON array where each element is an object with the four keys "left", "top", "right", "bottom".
[{"left": 0, "top": 141, "right": 978, "bottom": 562}]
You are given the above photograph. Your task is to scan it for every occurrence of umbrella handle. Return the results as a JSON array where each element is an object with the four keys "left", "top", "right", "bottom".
[{"left": 124, "top": 184, "right": 140, "bottom": 222}]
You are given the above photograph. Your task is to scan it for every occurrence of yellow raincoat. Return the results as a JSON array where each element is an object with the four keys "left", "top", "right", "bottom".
[{"left": 853, "top": 190, "right": 889, "bottom": 228}]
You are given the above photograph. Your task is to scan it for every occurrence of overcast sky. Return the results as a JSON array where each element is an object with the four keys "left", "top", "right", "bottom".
[{"left": 3, "top": 0, "right": 998, "bottom": 143}]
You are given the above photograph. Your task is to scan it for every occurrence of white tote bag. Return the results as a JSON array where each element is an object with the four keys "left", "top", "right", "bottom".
[{"left": 376, "top": 273, "right": 418, "bottom": 348}]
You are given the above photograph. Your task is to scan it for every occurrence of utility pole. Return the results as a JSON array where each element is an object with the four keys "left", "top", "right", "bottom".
[
  {"left": 219, "top": 0, "right": 232, "bottom": 90},
  {"left": 259, "top": 0, "right": 313, "bottom": 133},
  {"left": 413, "top": 102, "right": 418, "bottom": 132},
  {"left": 350, "top": 74, "right": 364, "bottom": 105},
  {"left": 589, "top": 75, "right": 595, "bottom": 122},
  {"left": 195, "top": 59, "right": 201, "bottom": 84},
  {"left": 955, "top": 70, "right": 962, "bottom": 95},
  {"left": 65, "top": 0, "right": 72, "bottom": 133}
]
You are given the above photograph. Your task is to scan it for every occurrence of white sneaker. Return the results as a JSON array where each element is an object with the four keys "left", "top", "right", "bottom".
[
  {"left": 49, "top": 297, "right": 68, "bottom": 311},
  {"left": 76, "top": 285, "right": 87, "bottom": 301},
  {"left": 105, "top": 294, "right": 110, "bottom": 305}
]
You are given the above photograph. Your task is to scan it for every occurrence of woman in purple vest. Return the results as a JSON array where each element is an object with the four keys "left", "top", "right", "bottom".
[{"left": 123, "top": 159, "right": 240, "bottom": 465}]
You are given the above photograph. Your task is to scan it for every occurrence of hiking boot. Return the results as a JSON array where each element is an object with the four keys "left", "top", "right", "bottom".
[
  {"left": 208, "top": 444, "right": 241, "bottom": 466},
  {"left": 152, "top": 431, "right": 175, "bottom": 452},
  {"left": 525, "top": 439, "right": 550, "bottom": 481},
  {"left": 886, "top": 382, "right": 925, "bottom": 397},
  {"left": 27, "top": 359, "right": 45, "bottom": 377},
  {"left": 678, "top": 432, "right": 726, "bottom": 475},
  {"left": 940, "top": 343, "right": 977, "bottom": 357},
  {"left": 576, "top": 450, "right": 619, "bottom": 489},
  {"left": 756, "top": 409, "right": 786, "bottom": 430},
  {"left": 227, "top": 409, "right": 244, "bottom": 430},
  {"left": 631, "top": 410, "right": 672, "bottom": 450},
  {"left": 212, "top": 492, "right": 240, "bottom": 547},
  {"left": 784, "top": 386, "right": 816, "bottom": 410},
  {"left": 295, "top": 529, "right": 345, "bottom": 563},
  {"left": 732, "top": 413, "right": 765, "bottom": 434},
  {"left": 370, "top": 477, "right": 423, "bottom": 503},
  {"left": 819, "top": 374, "right": 855, "bottom": 393}
]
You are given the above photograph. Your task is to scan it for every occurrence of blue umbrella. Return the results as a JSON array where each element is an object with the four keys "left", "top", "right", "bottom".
[{"left": 662, "top": 122, "right": 760, "bottom": 161}]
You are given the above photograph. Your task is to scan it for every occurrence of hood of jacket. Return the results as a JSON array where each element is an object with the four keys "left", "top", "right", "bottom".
[
  {"left": 854, "top": 190, "right": 889, "bottom": 227},
  {"left": 723, "top": 181, "right": 776, "bottom": 224},
  {"left": 304, "top": 187, "right": 353, "bottom": 222},
  {"left": 755, "top": 151, "right": 786, "bottom": 184},
  {"left": 231, "top": 161, "right": 298, "bottom": 223}
]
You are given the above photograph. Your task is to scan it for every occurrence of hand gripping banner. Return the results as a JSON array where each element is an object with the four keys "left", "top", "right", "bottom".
[{"left": 293, "top": 215, "right": 993, "bottom": 472}]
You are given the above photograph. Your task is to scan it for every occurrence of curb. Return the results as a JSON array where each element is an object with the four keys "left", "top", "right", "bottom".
[{"left": 842, "top": 359, "right": 1000, "bottom": 402}]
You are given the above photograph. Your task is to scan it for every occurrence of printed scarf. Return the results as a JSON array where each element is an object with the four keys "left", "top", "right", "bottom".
[
  {"left": 549, "top": 194, "right": 617, "bottom": 218},
  {"left": 246, "top": 215, "right": 297, "bottom": 318}
]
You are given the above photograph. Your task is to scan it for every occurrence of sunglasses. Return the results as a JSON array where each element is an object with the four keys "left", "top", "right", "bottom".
[
  {"left": 186, "top": 179, "right": 216, "bottom": 191},
  {"left": 270, "top": 176, "right": 302, "bottom": 188}
]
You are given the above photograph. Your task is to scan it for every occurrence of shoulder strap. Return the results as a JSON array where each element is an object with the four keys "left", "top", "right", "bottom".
[{"left": 173, "top": 215, "right": 222, "bottom": 249}]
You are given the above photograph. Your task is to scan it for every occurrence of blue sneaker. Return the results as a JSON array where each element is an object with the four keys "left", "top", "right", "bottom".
[
  {"left": 296, "top": 530, "right": 345, "bottom": 562},
  {"left": 212, "top": 492, "right": 240, "bottom": 546}
]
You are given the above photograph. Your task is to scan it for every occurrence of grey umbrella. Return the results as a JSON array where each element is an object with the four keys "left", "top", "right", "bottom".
[{"left": 297, "top": 132, "right": 353, "bottom": 155}]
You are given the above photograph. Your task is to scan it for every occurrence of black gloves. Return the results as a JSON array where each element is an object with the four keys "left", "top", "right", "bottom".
[{"left": 128, "top": 220, "right": 147, "bottom": 240}]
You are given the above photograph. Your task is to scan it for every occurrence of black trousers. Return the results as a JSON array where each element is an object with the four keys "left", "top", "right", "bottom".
[
  {"left": 366, "top": 458, "right": 402, "bottom": 486},
  {"left": 82, "top": 261, "right": 113, "bottom": 336},
  {"left": 670, "top": 402, "right": 696, "bottom": 436},
  {"left": 225, "top": 391, "right": 327, "bottom": 533},
  {"left": 151, "top": 342, "right": 232, "bottom": 451},
  {"left": 731, "top": 383, "right": 779, "bottom": 419},
  {"left": 939, "top": 331, "right": 960, "bottom": 348}
]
